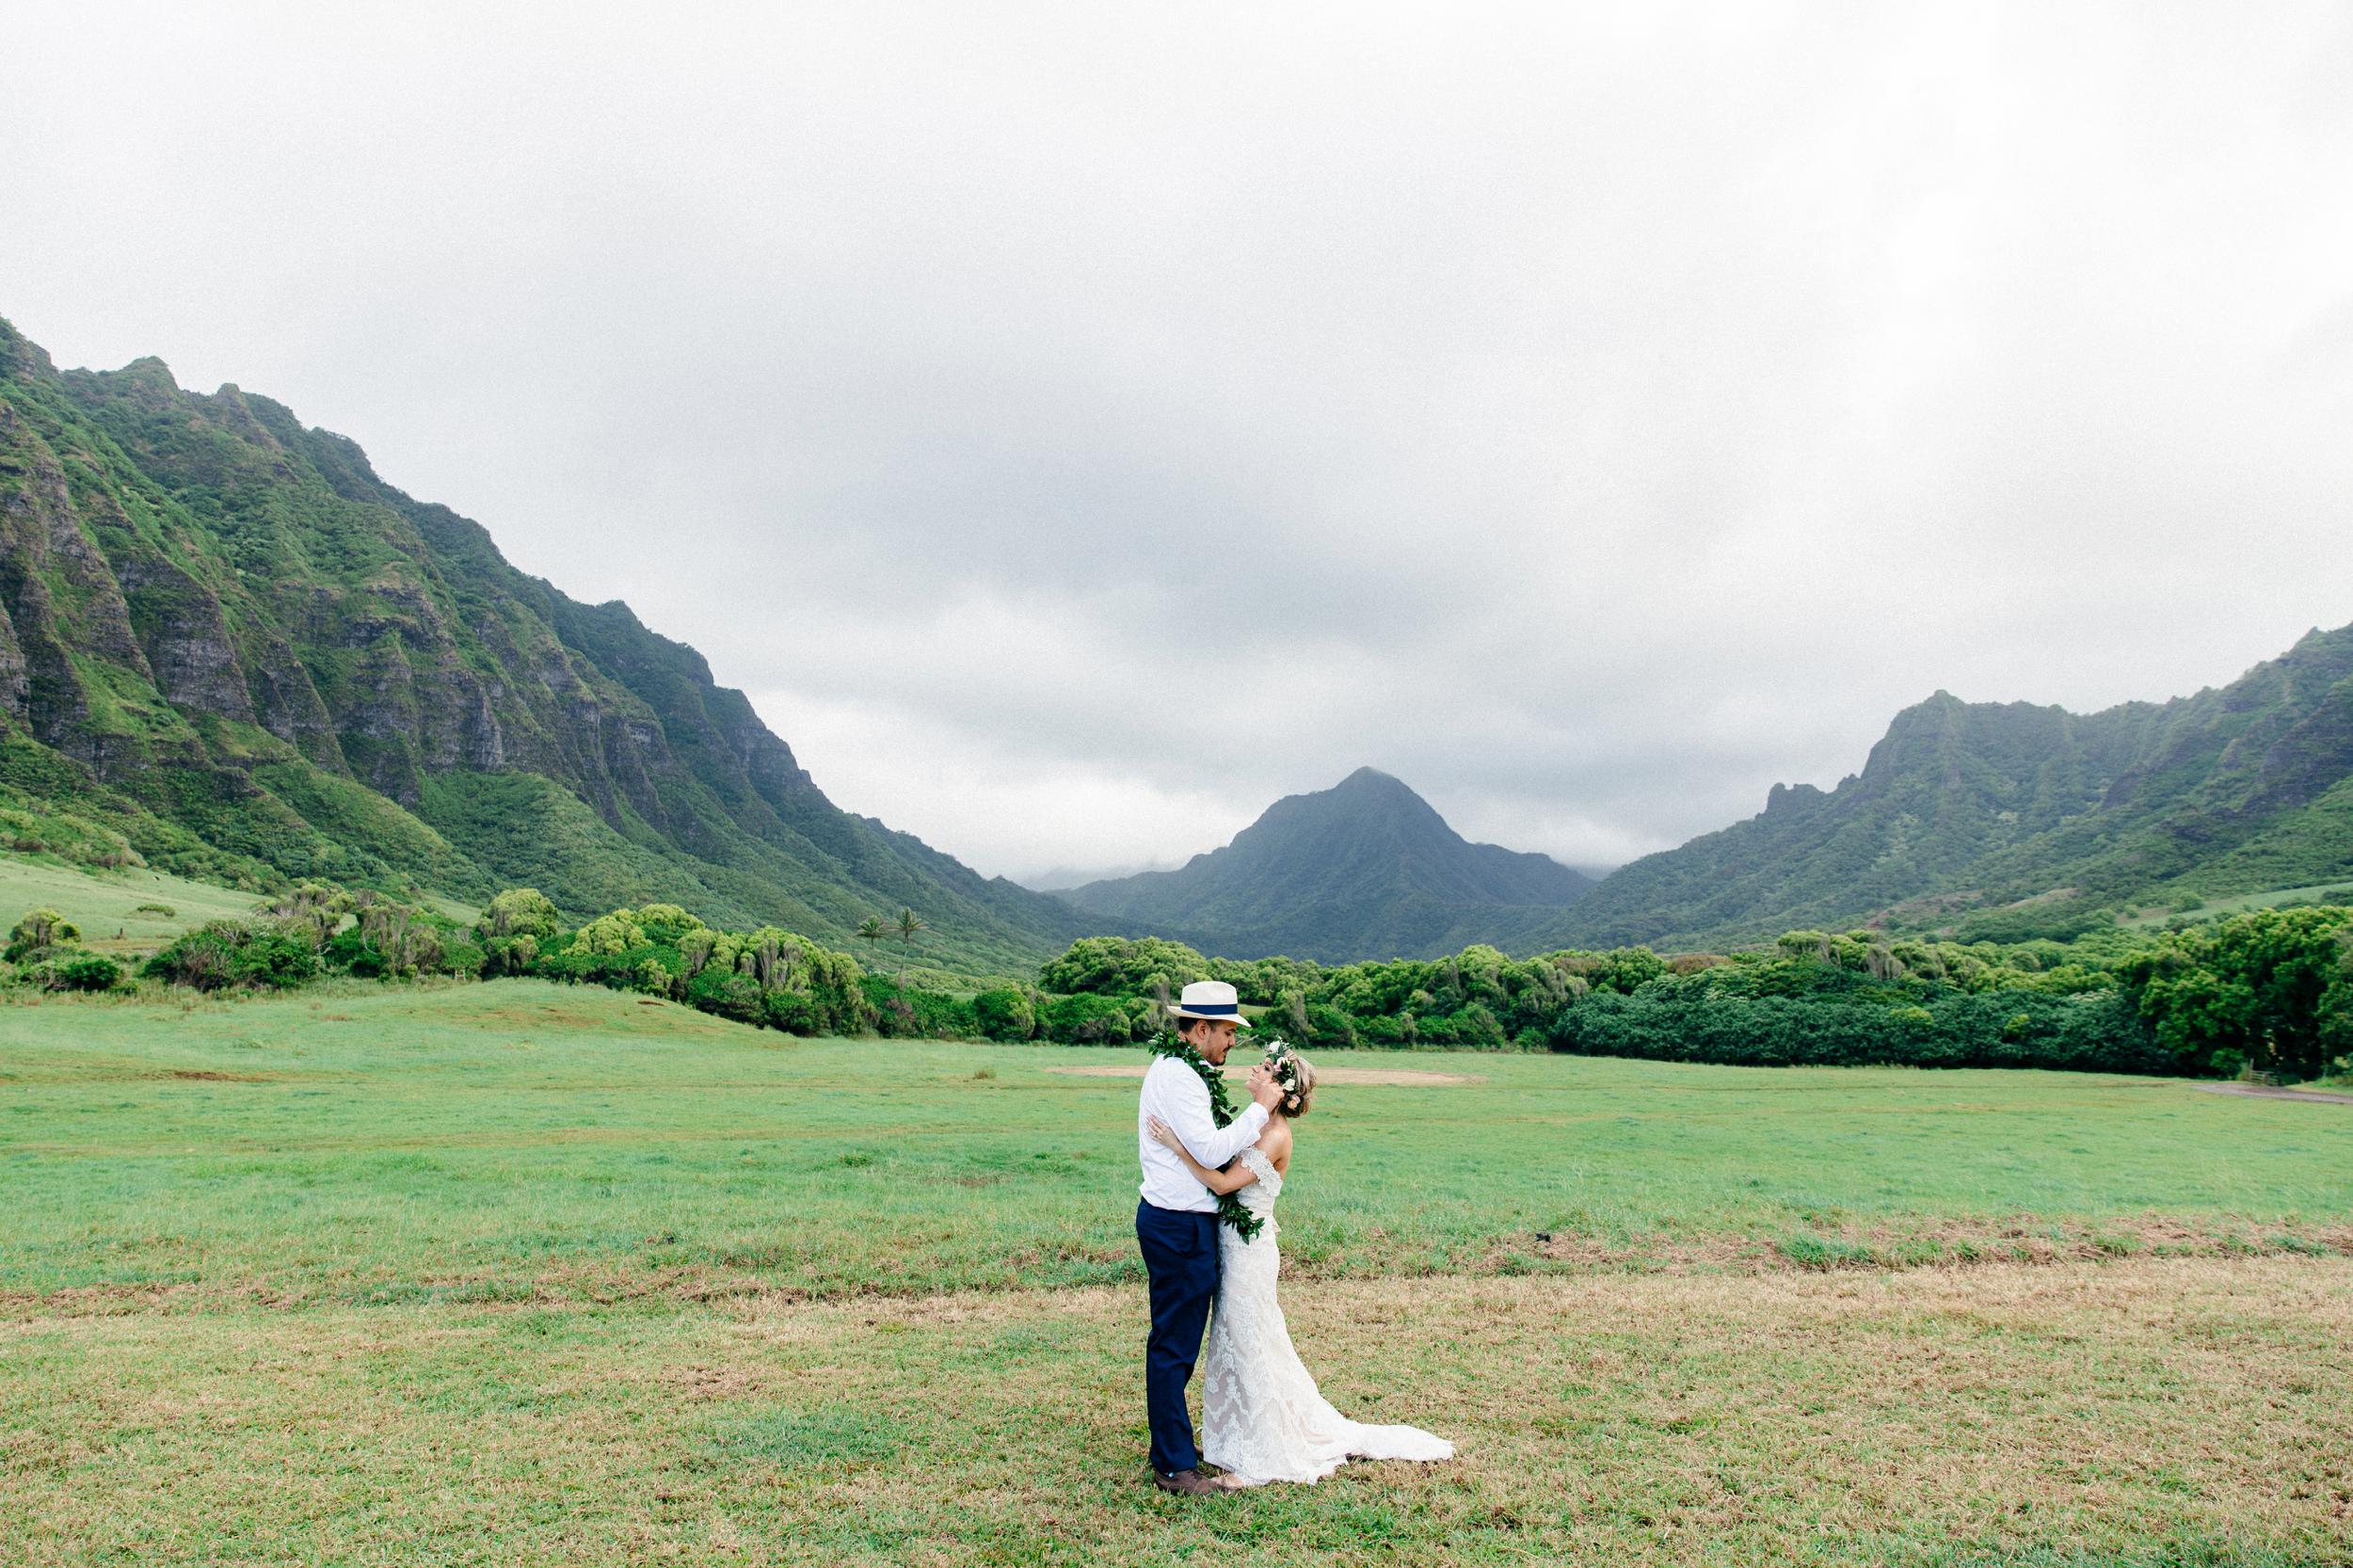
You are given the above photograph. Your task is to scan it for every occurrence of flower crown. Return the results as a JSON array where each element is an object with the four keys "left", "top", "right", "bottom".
[{"left": 1259, "top": 1035, "right": 1307, "bottom": 1108}]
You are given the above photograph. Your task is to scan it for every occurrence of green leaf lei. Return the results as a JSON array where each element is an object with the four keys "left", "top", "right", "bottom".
[{"left": 1149, "top": 1032, "right": 1266, "bottom": 1241}]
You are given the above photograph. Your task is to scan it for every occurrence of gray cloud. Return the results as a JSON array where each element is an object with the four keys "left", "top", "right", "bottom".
[{"left": 6, "top": 1, "right": 2351, "bottom": 881}]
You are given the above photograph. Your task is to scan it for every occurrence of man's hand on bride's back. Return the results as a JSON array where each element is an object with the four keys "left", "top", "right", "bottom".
[{"left": 1246, "top": 1064, "right": 1282, "bottom": 1111}]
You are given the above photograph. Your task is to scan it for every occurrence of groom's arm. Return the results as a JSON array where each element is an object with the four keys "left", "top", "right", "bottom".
[{"left": 1160, "top": 1068, "right": 1269, "bottom": 1169}]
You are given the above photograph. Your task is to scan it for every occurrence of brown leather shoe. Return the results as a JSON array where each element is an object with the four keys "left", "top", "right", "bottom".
[{"left": 1153, "top": 1468, "right": 1221, "bottom": 1496}]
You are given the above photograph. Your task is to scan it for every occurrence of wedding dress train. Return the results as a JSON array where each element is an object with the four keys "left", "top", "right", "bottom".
[{"left": 1198, "top": 1146, "right": 1454, "bottom": 1486}]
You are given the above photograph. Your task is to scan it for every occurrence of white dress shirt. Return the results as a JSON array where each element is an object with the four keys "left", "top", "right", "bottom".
[{"left": 1138, "top": 1055, "right": 1271, "bottom": 1213}]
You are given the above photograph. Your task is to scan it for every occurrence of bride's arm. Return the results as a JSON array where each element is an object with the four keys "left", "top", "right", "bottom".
[{"left": 1145, "top": 1115, "right": 1258, "bottom": 1194}]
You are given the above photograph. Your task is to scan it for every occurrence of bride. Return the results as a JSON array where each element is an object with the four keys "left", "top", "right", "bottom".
[{"left": 1145, "top": 1043, "right": 1454, "bottom": 1488}]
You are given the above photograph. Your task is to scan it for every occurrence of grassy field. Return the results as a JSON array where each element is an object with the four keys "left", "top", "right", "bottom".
[
  {"left": 2121, "top": 881, "right": 2353, "bottom": 928},
  {"left": 5, "top": 982, "right": 2350, "bottom": 1563},
  {"left": 0, "top": 857, "right": 264, "bottom": 956},
  {"left": 0, "top": 853, "right": 481, "bottom": 957}
]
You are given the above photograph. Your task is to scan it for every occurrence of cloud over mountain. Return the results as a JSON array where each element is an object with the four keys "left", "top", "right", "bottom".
[{"left": 5, "top": 3, "right": 2349, "bottom": 882}]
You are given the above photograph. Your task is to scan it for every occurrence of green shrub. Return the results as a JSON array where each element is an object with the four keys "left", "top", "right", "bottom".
[
  {"left": 1038, "top": 991, "right": 1149, "bottom": 1045},
  {"left": 5, "top": 908, "right": 80, "bottom": 963},
  {"left": 861, "top": 975, "right": 978, "bottom": 1039},
  {"left": 2116, "top": 906, "right": 2352, "bottom": 1080},
  {"left": 761, "top": 990, "right": 820, "bottom": 1035},
  {"left": 480, "top": 933, "right": 538, "bottom": 976},
  {"left": 1038, "top": 936, "right": 1213, "bottom": 997},
  {"left": 21, "top": 950, "right": 122, "bottom": 992},
  {"left": 477, "top": 888, "right": 560, "bottom": 942},
  {"left": 971, "top": 987, "right": 1036, "bottom": 1042},
  {"left": 145, "top": 920, "right": 320, "bottom": 991},
  {"left": 1546, "top": 987, "right": 2169, "bottom": 1073},
  {"left": 568, "top": 911, "right": 648, "bottom": 957},
  {"left": 683, "top": 967, "right": 765, "bottom": 1025}
]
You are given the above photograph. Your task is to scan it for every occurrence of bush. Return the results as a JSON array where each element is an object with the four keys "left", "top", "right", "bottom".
[
  {"left": 481, "top": 933, "right": 539, "bottom": 976},
  {"left": 5, "top": 908, "right": 80, "bottom": 964},
  {"left": 761, "top": 990, "right": 821, "bottom": 1035},
  {"left": 477, "top": 888, "right": 560, "bottom": 942},
  {"left": 861, "top": 975, "right": 979, "bottom": 1039},
  {"left": 568, "top": 911, "right": 648, "bottom": 957},
  {"left": 145, "top": 920, "right": 320, "bottom": 991},
  {"left": 683, "top": 966, "right": 767, "bottom": 1025},
  {"left": 972, "top": 987, "right": 1036, "bottom": 1042},
  {"left": 1546, "top": 986, "right": 2169, "bottom": 1073},
  {"left": 2116, "top": 905, "right": 2353, "bottom": 1079},
  {"left": 1038, "top": 991, "right": 1150, "bottom": 1045},
  {"left": 1038, "top": 936, "right": 1213, "bottom": 997},
  {"left": 24, "top": 950, "right": 122, "bottom": 992}
]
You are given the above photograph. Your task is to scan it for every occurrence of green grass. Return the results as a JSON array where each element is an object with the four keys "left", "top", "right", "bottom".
[
  {"left": 0, "top": 856, "right": 264, "bottom": 955},
  {"left": 0, "top": 852, "right": 478, "bottom": 960},
  {"left": 2121, "top": 879, "right": 2353, "bottom": 928},
  {"left": 3, "top": 982, "right": 2349, "bottom": 1563},
  {"left": 8, "top": 1261, "right": 2347, "bottom": 1565},
  {"left": 4, "top": 981, "right": 2350, "bottom": 1308}
]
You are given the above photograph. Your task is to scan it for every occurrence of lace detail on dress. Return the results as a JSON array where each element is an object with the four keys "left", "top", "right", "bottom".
[
  {"left": 1232, "top": 1146, "right": 1281, "bottom": 1234},
  {"left": 1198, "top": 1143, "right": 1453, "bottom": 1487}
]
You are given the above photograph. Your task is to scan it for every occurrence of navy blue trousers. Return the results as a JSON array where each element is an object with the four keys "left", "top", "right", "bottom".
[{"left": 1136, "top": 1199, "right": 1222, "bottom": 1475}]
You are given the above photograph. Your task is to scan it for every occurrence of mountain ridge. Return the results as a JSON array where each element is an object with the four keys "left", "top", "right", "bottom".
[
  {"left": 1554, "top": 623, "right": 2353, "bottom": 950},
  {"left": 8, "top": 314, "right": 2346, "bottom": 969},
  {"left": 0, "top": 315, "right": 1093, "bottom": 969},
  {"left": 1058, "top": 766, "right": 1595, "bottom": 961}
]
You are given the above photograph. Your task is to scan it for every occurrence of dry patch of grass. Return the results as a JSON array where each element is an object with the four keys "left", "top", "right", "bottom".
[
  {"left": 2196, "top": 1082, "right": 2353, "bottom": 1106},
  {"left": 14, "top": 1209, "right": 2345, "bottom": 1326},
  {"left": 1517, "top": 1215, "right": 2353, "bottom": 1276},
  {"left": 3, "top": 1256, "right": 2346, "bottom": 1565}
]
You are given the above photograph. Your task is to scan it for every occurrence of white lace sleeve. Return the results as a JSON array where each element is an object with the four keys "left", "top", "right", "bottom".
[{"left": 1235, "top": 1145, "right": 1279, "bottom": 1188}]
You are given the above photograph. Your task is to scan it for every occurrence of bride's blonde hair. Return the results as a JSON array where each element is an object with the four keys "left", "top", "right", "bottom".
[{"left": 1272, "top": 1048, "right": 1315, "bottom": 1118}]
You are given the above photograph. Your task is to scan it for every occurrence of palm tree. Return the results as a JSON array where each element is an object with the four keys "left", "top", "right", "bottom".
[
  {"left": 854, "top": 916, "right": 888, "bottom": 964},
  {"left": 893, "top": 907, "right": 927, "bottom": 976}
]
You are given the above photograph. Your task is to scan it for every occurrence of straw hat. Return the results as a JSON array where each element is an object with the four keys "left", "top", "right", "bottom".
[{"left": 1168, "top": 980, "right": 1252, "bottom": 1028}]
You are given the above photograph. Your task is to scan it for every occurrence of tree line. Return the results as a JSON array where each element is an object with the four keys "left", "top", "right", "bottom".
[
  {"left": 6, "top": 885, "right": 2347, "bottom": 1081},
  {"left": 1025, "top": 916, "right": 2353, "bottom": 1080}
]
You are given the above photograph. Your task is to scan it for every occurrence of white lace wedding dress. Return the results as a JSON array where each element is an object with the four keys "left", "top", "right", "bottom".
[{"left": 1199, "top": 1146, "right": 1454, "bottom": 1486}]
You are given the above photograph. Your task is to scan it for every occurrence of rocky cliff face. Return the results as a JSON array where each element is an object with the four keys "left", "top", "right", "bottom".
[
  {"left": 0, "top": 315, "right": 1088, "bottom": 968},
  {"left": 1557, "top": 623, "right": 2353, "bottom": 950}
]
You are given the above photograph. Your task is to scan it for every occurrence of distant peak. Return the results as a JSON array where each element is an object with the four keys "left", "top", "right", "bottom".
[
  {"left": 118, "top": 355, "right": 178, "bottom": 388},
  {"left": 0, "top": 317, "right": 52, "bottom": 381},
  {"left": 1335, "top": 765, "right": 1404, "bottom": 789}
]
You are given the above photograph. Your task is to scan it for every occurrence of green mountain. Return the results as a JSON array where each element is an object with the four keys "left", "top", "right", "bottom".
[
  {"left": 1057, "top": 766, "right": 1595, "bottom": 961},
  {"left": 0, "top": 317, "right": 1093, "bottom": 970},
  {"left": 1559, "top": 622, "right": 2353, "bottom": 950}
]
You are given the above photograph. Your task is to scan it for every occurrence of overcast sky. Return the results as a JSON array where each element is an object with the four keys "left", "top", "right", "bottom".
[{"left": 6, "top": 2, "right": 2351, "bottom": 884}]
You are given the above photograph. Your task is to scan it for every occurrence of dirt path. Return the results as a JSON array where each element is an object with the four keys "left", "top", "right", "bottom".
[{"left": 2194, "top": 1081, "right": 2353, "bottom": 1105}]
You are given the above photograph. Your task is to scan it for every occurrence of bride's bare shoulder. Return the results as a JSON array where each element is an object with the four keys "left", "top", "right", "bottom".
[{"left": 1257, "top": 1121, "right": 1294, "bottom": 1169}]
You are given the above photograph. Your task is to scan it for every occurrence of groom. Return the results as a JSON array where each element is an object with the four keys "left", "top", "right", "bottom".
[{"left": 1137, "top": 980, "right": 1284, "bottom": 1496}]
